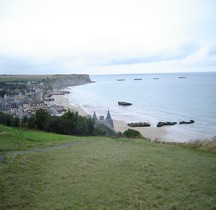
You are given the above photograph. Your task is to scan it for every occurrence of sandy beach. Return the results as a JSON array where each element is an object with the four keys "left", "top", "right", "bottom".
[
  {"left": 53, "top": 94, "right": 88, "bottom": 116},
  {"left": 52, "top": 94, "right": 176, "bottom": 142}
]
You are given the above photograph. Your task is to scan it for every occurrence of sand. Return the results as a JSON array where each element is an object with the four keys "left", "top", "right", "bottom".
[
  {"left": 53, "top": 95, "right": 88, "bottom": 116},
  {"left": 53, "top": 94, "right": 172, "bottom": 141},
  {"left": 113, "top": 120, "right": 170, "bottom": 140}
]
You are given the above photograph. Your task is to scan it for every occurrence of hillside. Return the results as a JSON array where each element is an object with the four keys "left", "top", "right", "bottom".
[{"left": 0, "top": 125, "right": 216, "bottom": 209}]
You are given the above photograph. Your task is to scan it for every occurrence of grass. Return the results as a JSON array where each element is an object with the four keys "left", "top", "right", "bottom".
[
  {"left": 0, "top": 125, "right": 99, "bottom": 152},
  {"left": 0, "top": 125, "right": 216, "bottom": 209},
  {"left": 182, "top": 139, "right": 216, "bottom": 152}
]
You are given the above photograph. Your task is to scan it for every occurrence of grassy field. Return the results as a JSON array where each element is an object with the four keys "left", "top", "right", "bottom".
[
  {"left": 0, "top": 125, "right": 99, "bottom": 152},
  {"left": 0, "top": 125, "right": 216, "bottom": 209}
]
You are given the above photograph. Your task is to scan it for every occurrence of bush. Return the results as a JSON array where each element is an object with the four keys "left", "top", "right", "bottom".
[
  {"left": 182, "top": 139, "right": 216, "bottom": 152},
  {"left": 93, "top": 121, "right": 116, "bottom": 137},
  {"left": 123, "top": 129, "right": 142, "bottom": 138},
  {"left": 0, "top": 112, "right": 17, "bottom": 127}
]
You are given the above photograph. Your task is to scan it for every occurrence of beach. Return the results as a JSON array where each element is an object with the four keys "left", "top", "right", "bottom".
[
  {"left": 53, "top": 92, "right": 214, "bottom": 142},
  {"left": 53, "top": 94, "right": 88, "bottom": 116},
  {"left": 53, "top": 94, "right": 184, "bottom": 142}
]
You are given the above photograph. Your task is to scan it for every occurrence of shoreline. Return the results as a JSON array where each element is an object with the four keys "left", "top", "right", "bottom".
[
  {"left": 53, "top": 94, "right": 203, "bottom": 142},
  {"left": 52, "top": 73, "right": 216, "bottom": 143},
  {"left": 53, "top": 94, "right": 88, "bottom": 116}
]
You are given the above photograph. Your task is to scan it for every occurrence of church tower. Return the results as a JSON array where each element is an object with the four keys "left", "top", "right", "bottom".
[
  {"left": 106, "top": 110, "right": 114, "bottom": 128},
  {"left": 93, "top": 111, "right": 97, "bottom": 120}
]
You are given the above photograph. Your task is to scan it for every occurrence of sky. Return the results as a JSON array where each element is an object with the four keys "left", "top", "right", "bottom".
[{"left": 0, "top": 0, "right": 216, "bottom": 75}]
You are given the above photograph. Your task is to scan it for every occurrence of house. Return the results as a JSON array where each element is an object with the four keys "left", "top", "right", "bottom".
[{"left": 92, "top": 110, "right": 114, "bottom": 128}]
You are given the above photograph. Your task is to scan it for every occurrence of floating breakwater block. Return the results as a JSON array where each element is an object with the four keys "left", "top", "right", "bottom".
[
  {"left": 127, "top": 122, "right": 151, "bottom": 127},
  {"left": 118, "top": 101, "right": 132, "bottom": 106},
  {"left": 179, "top": 120, "right": 195, "bottom": 124},
  {"left": 157, "top": 122, "right": 177, "bottom": 127}
]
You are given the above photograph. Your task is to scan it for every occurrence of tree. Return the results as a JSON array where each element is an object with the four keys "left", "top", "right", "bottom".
[
  {"left": 46, "top": 116, "right": 63, "bottom": 133},
  {"left": 35, "top": 109, "right": 50, "bottom": 130},
  {"left": 0, "top": 90, "right": 6, "bottom": 97},
  {"left": 27, "top": 114, "right": 36, "bottom": 129},
  {"left": 0, "top": 112, "right": 20, "bottom": 127},
  {"left": 0, "top": 112, "right": 12, "bottom": 126},
  {"left": 21, "top": 115, "right": 28, "bottom": 127},
  {"left": 11, "top": 116, "right": 19, "bottom": 127}
]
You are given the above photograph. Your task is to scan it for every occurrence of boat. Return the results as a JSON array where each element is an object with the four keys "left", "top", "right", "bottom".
[
  {"left": 118, "top": 101, "right": 132, "bottom": 106},
  {"left": 134, "top": 78, "right": 142, "bottom": 80},
  {"left": 117, "top": 79, "right": 125, "bottom": 81},
  {"left": 178, "top": 76, "right": 186, "bottom": 79},
  {"left": 153, "top": 78, "right": 160, "bottom": 80}
]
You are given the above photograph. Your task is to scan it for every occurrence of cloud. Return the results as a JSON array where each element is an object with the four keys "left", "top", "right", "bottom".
[
  {"left": 0, "top": 54, "right": 59, "bottom": 74},
  {"left": 0, "top": 0, "right": 215, "bottom": 74},
  {"left": 1, "top": 42, "right": 212, "bottom": 75},
  {"left": 207, "top": 45, "right": 216, "bottom": 57},
  {"left": 0, "top": 54, "right": 32, "bottom": 71},
  {"left": 98, "top": 43, "right": 201, "bottom": 66}
]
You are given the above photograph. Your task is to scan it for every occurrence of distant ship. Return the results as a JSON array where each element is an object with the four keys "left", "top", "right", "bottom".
[
  {"left": 178, "top": 76, "right": 186, "bottom": 79},
  {"left": 118, "top": 101, "right": 132, "bottom": 106},
  {"left": 117, "top": 79, "right": 125, "bottom": 81},
  {"left": 134, "top": 78, "right": 142, "bottom": 80}
]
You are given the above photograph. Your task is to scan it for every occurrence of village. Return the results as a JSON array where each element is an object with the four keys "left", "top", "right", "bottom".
[
  {"left": 0, "top": 79, "right": 66, "bottom": 119},
  {"left": 0, "top": 76, "right": 115, "bottom": 130}
]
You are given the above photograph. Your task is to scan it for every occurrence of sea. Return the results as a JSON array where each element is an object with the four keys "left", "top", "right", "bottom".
[{"left": 64, "top": 72, "right": 216, "bottom": 141}]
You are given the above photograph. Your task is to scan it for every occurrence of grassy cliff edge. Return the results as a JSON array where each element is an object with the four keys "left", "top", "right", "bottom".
[{"left": 0, "top": 125, "right": 216, "bottom": 209}]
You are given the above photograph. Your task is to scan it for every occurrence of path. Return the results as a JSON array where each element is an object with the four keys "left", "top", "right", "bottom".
[{"left": 0, "top": 141, "right": 81, "bottom": 162}]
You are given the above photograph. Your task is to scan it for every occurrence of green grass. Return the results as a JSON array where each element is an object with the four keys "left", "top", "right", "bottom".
[
  {"left": 0, "top": 125, "right": 98, "bottom": 152},
  {"left": 0, "top": 125, "right": 216, "bottom": 209}
]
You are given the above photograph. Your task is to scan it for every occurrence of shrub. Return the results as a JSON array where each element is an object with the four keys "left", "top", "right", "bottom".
[
  {"left": 93, "top": 121, "right": 116, "bottom": 137},
  {"left": 123, "top": 129, "right": 142, "bottom": 138},
  {"left": 182, "top": 139, "right": 216, "bottom": 152}
]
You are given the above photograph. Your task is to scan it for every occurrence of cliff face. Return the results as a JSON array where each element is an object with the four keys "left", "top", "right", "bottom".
[{"left": 50, "top": 74, "right": 92, "bottom": 89}]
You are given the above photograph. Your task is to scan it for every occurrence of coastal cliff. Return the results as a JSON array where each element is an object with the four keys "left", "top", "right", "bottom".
[{"left": 50, "top": 74, "right": 92, "bottom": 89}]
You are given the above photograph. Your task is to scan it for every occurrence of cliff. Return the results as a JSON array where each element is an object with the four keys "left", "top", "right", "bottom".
[{"left": 50, "top": 74, "right": 93, "bottom": 89}]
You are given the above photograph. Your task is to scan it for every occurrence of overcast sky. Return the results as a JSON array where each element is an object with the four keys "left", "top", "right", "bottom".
[{"left": 0, "top": 0, "right": 216, "bottom": 75}]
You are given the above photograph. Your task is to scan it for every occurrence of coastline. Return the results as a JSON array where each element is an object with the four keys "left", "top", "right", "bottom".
[
  {"left": 53, "top": 94, "right": 176, "bottom": 142},
  {"left": 53, "top": 94, "right": 214, "bottom": 142},
  {"left": 50, "top": 73, "right": 216, "bottom": 143},
  {"left": 53, "top": 94, "right": 88, "bottom": 116}
]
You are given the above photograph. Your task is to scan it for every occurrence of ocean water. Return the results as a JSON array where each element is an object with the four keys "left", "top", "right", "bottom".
[{"left": 65, "top": 72, "right": 216, "bottom": 140}]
